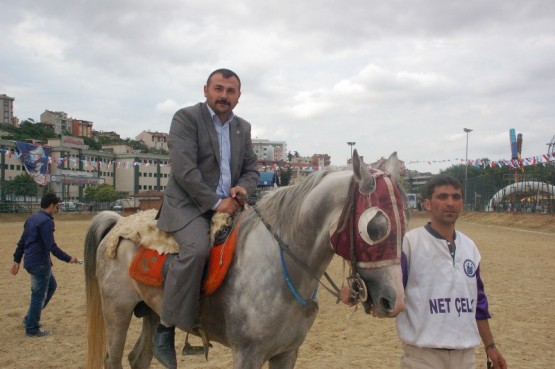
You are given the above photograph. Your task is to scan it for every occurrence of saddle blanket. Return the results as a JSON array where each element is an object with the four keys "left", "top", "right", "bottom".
[{"left": 129, "top": 215, "right": 241, "bottom": 296}]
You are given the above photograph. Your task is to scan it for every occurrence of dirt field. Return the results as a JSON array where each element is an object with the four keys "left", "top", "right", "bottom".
[{"left": 1, "top": 211, "right": 553, "bottom": 368}]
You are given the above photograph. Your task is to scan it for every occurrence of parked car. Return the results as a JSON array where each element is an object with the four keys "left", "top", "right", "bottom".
[
  {"left": 61, "top": 201, "right": 77, "bottom": 212},
  {"left": 112, "top": 201, "right": 123, "bottom": 211}
]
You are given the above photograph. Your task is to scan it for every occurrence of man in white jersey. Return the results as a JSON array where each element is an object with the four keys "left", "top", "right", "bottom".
[{"left": 396, "top": 175, "right": 507, "bottom": 369}]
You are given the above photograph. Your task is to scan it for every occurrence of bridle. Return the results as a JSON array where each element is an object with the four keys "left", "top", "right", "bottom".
[
  {"left": 250, "top": 170, "right": 404, "bottom": 308},
  {"left": 251, "top": 205, "right": 342, "bottom": 306},
  {"left": 331, "top": 170, "right": 405, "bottom": 306}
]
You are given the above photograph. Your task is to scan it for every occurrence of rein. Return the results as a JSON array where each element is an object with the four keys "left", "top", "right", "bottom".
[{"left": 251, "top": 205, "right": 341, "bottom": 305}]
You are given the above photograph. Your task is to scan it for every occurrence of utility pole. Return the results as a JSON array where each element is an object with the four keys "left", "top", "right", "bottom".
[{"left": 463, "top": 128, "right": 473, "bottom": 207}]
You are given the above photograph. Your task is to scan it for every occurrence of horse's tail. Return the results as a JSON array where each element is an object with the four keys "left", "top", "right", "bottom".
[{"left": 84, "top": 211, "right": 122, "bottom": 369}]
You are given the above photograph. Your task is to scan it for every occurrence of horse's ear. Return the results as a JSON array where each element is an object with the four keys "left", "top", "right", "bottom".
[
  {"left": 352, "top": 149, "right": 375, "bottom": 193},
  {"left": 384, "top": 152, "right": 401, "bottom": 180}
]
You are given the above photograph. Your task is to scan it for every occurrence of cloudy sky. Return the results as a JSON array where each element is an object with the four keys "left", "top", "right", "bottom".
[{"left": 1, "top": 0, "right": 554, "bottom": 172}]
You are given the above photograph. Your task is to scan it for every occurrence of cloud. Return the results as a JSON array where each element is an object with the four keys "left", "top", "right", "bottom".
[{"left": 0, "top": 0, "right": 553, "bottom": 171}]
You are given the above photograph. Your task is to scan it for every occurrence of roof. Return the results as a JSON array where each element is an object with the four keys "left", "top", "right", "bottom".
[
  {"left": 258, "top": 172, "right": 279, "bottom": 187},
  {"left": 129, "top": 190, "right": 164, "bottom": 198}
]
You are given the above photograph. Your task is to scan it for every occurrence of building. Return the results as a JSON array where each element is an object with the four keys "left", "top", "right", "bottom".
[
  {"left": 368, "top": 155, "right": 433, "bottom": 194},
  {"left": 40, "top": 110, "right": 73, "bottom": 135},
  {"left": 0, "top": 94, "right": 16, "bottom": 126},
  {"left": 311, "top": 154, "right": 331, "bottom": 169},
  {"left": 252, "top": 139, "right": 287, "bottom": 162},
  {"left": 3, "top": 134, "right": 293, "bottom": 206},
  {"left": 93, "top": 130, "right": 121, "bottom": 140},
  {"left": 0, "top": 138, "right": 171, "bottom": 204},
  {"left": 136, "top": 130, "right": 168, "bottom": 151},
  {"left": 72, "top": 119, "right": 94, "bottom": 138},
  {"left": 405, "top": 169, "right": 434, "bottom": 193}
]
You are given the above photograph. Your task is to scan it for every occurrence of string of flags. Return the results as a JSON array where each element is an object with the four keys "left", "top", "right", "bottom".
[
  {"left": 2, "top": 147, "right": 554, "bottom": 170},
  {"left": 1, "top": 148, "right": 172, "bottom": 170},
  {"left": 409, "top": 152, "right": 555, "bottom": 169}
]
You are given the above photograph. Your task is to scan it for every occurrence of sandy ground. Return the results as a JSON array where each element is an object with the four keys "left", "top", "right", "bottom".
[{"left": 1, "top": 211, "right": 554, "bottom": 368}]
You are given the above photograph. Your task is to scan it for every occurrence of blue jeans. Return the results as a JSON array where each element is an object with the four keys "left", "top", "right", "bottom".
[{"left": 25, "top": 265, "right": 57, "bottom": 335}]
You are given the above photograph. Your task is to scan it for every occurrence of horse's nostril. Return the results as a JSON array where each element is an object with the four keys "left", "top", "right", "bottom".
[{"left": 380, "top": 297, "right": 392, "bottom": 312}]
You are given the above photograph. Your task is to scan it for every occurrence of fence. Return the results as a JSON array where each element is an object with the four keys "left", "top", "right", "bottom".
[{"left": 465, "top": 165, "right": 555, "bottom": 214}]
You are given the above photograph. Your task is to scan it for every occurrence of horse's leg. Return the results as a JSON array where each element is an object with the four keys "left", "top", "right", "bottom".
[
  {"left": 128, "top": 308, "right": 159, "bottom": 369},
  {"left": 268, "top": 349, "right": 299, "bottom": 369},
  {"left": 100, "top": 295, "right": 136, "bottom": 369},
  {"left": 232, "top": 349, "right": 266, "bottom": 369}
]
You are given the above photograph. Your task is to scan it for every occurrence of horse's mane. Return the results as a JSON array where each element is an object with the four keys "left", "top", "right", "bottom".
[{"left": 242, "top": 170, "right": 337, "bottom": 240}]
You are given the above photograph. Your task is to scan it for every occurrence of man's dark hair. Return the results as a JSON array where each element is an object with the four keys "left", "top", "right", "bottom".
[
  {"left": 206, "top": 68, "right": 241, "bottom": 90},
  {"left": 41, "top": 193, "right": 61, "bottom": 209},
  {"left": 425, "top": 175, "right": 463, "bottom": 199}
]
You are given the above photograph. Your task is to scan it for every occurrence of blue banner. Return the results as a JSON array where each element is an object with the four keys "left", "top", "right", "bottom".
[{"left": 16, "top": 141, "right": 50, "bottom": 186}]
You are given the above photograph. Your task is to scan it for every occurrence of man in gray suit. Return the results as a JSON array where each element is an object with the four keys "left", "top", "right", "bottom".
[{"left": 154, "top": 68, "right": 259, "bottom": 368}]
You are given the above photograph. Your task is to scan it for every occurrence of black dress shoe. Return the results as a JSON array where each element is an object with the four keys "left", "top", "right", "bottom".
[
  {"left": 153, "top": 325, "right": 177, "bottom": 369},
  {"left": 26, "top": 329, "right": 52, "bottom": 337}
]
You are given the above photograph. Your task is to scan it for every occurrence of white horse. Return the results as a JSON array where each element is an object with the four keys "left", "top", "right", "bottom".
[{"left": 84, "top": 150, "right": 407, "bottom": 369}]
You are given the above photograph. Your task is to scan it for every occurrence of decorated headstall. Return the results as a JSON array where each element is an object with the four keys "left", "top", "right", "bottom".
[{"left": 330, "top": 169, "right": 406, "bottom": 269}]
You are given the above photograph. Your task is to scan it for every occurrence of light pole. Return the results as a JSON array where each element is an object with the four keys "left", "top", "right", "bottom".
[
  {"left": 463, "top": 128, "right": 473, "bottom": 207},
  {"left": 347, "top": 141, "right": 356, "bottom": 162}
]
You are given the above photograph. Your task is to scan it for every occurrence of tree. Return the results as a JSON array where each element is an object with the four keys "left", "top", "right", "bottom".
[
  {"left": 1, "top": 120, "right": 57, "bottom": 142},
  {"left": 280, "top": 168, "right": 292, "bottom": 186},
  {"left": 83, "top": 136, "right": 102, "bottom": 150},
  {"left": 84, "top": 184, "right": 120, "bottom": 202},
  {"left": 4, "top": 174, "right": 38, "bottom": 197}
]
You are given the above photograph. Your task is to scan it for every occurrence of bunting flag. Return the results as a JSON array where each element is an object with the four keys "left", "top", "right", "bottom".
[{"left": 408, "top": 152, "right": 555, "bottom": 169}]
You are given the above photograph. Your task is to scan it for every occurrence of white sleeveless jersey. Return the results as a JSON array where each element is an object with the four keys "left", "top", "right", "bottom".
[{"left": 396, "top": 227, "right": 482, "bottom": 349}]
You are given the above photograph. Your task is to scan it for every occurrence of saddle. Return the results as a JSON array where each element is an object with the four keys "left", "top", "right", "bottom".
[{"left": 128, "top": 212, "right": 242, "bottom": 295}]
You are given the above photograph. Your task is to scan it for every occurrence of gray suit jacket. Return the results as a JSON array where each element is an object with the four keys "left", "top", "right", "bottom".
[{"left": 157, "top": 102, "right": 259, "bottom": 232}]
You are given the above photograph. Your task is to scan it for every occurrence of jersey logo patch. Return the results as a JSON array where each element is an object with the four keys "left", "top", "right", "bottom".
[{"left": 463, "top": 259, "right": 476, "bottom": 277}]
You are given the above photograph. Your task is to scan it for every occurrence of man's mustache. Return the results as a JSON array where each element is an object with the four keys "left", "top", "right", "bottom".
[{"left": 216, "top": 99, "right": 231, "bottom": 106}]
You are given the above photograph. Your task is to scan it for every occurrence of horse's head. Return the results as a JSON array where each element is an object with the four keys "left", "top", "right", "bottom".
[{"left": 331, "top": 150, "right": 407, "bottom": 317}]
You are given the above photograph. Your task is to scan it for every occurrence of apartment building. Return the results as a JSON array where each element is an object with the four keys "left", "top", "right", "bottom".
[
  {"left": 40, "top": 110, "right": 73, "bottom": 135},
  {"left": 0, "top": 94, "right": 16, "bottom": 126},
  {"left": 72, "top": 119, "right": 94, "bottom": 138},
  {"left": 252, "top": 139, "right": 287, "bottom": 162},
  {"left": 136, "top": 130, "right": 169, "bottom": 151}
]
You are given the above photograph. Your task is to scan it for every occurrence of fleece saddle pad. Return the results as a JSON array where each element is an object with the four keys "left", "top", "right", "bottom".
[{"left": 129, "top": 216, "right": 241, "bottom": 296}]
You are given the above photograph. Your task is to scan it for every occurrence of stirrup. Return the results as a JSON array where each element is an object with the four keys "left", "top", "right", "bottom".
[{"left": 181, "top": 325, "right": 211, "bottom": 360}]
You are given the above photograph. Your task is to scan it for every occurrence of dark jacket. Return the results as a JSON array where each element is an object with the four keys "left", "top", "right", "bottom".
[
  {"left": 157, "top": 102, "right": 259, "bottom": 232},
  {"left": 13, "top": 210, "right": 72, "bottom": 270}
]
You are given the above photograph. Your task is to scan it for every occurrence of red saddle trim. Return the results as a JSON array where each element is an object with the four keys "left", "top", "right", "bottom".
[
  {"left": 129, "top": 215, "right": 242, "bottom": 295},
  {"left": 129, "top": 247, "right": 165, "bottom": 287},
  {"left": 203, "top": 214, "right": 241, "bottom": 295}
]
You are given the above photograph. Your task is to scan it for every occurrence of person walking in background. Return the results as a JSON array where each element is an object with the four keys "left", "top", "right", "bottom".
[
  {"left": 10, "top": 193, "right": 79, "bottom": 337},
  {"left": 396, "top": 175, "right": 507, "bottom": 369},
  {"left": 154, "top": 68, "right": 259, "bottom": 368}
]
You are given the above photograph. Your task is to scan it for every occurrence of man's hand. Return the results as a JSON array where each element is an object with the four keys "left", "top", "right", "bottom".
[
  {"left": 10, "top": 263, "right": 19, "bottom": 276},
  {"left": 216, "top": 197, "right": 239, "bottom": 215},
  {"left": 487, "top": 347, "right": 508, "bottom": 369},
  {"left": 230, "top": 186, "right": 248, "bottom": 206},
  {"left": 69, "top": 256, "right": 80, "bottom": 264}
]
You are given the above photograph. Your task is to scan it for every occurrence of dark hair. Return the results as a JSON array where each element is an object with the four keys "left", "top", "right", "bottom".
[
  {"left": 41, "top": 193, "right": 61, "bottom": 209},
  {"left": 425, "top": 175, "right": 463, "bottom": 199},
  {"left": 206, "top": 68, "right": 241, "bottom": 90}
]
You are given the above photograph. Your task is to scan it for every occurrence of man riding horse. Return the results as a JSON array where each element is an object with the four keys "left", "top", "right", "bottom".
[{"left": 154, "top": 68, "right": 259, "bottom": 368}]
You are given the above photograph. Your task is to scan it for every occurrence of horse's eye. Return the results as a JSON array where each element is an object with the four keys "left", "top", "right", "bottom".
[{"left": 357, "top": 207, "right": 391, "bottom": 245}]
